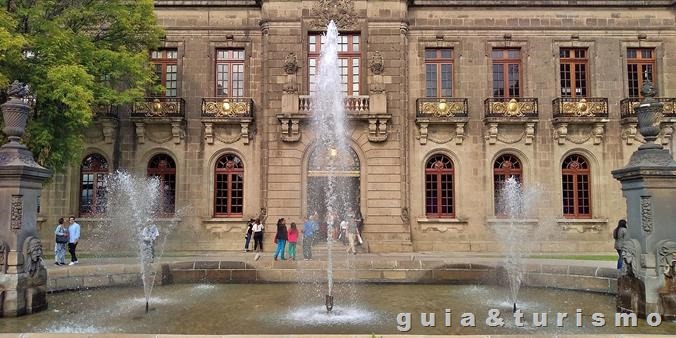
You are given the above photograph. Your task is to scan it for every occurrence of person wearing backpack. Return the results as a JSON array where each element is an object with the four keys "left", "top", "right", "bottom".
[{"left": 613, "top": 219, "right": 628, "bottom": 270}]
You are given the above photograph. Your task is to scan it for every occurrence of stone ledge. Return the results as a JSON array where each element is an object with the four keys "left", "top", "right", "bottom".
[{"left": 411, "top": 0, "right": 673, "bottom": 7}]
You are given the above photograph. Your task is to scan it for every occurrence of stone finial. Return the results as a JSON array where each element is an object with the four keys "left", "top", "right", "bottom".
[
  {"left": 636, "top": 78, "right": 663, "bottom": 146},
  {"left": 641, "top": 78, "right": 657, "bottom": 100},
  {"left": 7, "top": 81, "right": 31, "bottom": 99},
  {"left": 284, "top": 53, "right": 299, "bottom": 75},
  {"left": 369, "top": 51, "right": 384, "bottom": 75}
]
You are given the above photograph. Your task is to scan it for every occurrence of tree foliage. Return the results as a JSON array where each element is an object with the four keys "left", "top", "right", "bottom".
[{"left": 0, "top": 0, "right": 163, "bottom": 171}]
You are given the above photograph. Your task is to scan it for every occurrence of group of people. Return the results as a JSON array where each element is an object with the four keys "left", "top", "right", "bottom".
[
  {"left": 244, "top": 210, "right": 363, "bottom": 261},
  {"left": 53, "top": 216, "right": 80, "bottom": 266}
]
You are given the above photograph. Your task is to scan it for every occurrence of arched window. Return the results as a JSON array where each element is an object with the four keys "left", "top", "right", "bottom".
[
  {"left": 147, "top": 154, "right": 176, "bottom": 214},
  {"left": 425, "top": 154, "right": 455, "bottom": 218},
  {"left": 214, "top": 154, "right": 244, "bottom": 217},
  {"left": 562, "top": 154, "right": 591, "bottom": 218},
  {"left": 80, "top": 153, "right": 109, "bottom": 216},
  {"left": 493, "top": 154, "right": 523, "bottom": 215}
]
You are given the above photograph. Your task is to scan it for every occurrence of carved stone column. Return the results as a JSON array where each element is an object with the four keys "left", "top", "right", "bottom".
[
  {"left": 0, "top": 82, "right": 52, "bottom": 317},
  {"left": 612, "top": 80, "right": 676, "bottom": 319}
]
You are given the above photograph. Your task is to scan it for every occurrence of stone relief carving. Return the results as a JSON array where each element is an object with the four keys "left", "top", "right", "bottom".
[
  {"left": 400, "top": 208, "right": 409, "bottom": 223},
  {"left": 369, "top": 51, "right": 384, "bottom": 75},
  {"left": 311, "top": 0, "right": 358, "bottom": 30},
  {"left": 640, "top": 196, "right": 653, "bottom": 233},
  {"left": 657, "top": 240, "right": 676, "bottom": 278},
  {"left": 10, "top": 195, "right": 22, "bottom": 231},
  {"left": 23, "top": 236, "right": 44, "bottom": 277},
  {"left": 0, "top": 240, "right": 8, "bottom": 274},
  {"left": 621, "top": 239, "right": 643, "bottom": 278},
  {"left": 284, "top": 53, "right": 299, "bottom": 75}
]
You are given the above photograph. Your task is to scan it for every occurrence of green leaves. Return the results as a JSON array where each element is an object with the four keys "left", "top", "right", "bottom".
[{"left": 0, "top": 0, "right": 163, "bottom": 171}]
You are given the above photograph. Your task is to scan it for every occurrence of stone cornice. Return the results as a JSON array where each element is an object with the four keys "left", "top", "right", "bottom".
[
  {"left": 409, "top": 0, "right": 674, "bottom": 7},
  {"left": 154, "top": 0, "right": 261, "bottom": 7}
]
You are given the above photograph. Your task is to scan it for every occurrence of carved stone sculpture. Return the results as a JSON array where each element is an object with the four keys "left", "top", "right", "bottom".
[
  {"left": 23, "top": 237, "right": 44, "bottom": 278},
  {"left": 369, "top": 51, "right": 384, "bottom": 75},
  {"left": 284, "top": 53, "right": 299, "bottom": 75}
]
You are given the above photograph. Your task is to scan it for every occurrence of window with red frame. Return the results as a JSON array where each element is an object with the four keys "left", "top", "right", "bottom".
[
  {"left": 147, "top": 154, "right": 176, "bottom": 215},
  {"left": 214, "top": 154, "right": 244, "bottom": 217},
  {"left": 425, "top": 154, "right": 455, "bottom": 218},
  {"left": 627, "top": 48, "right": 656, "bottom": 98},
  {"left": 562, "top": 154, "right": 591, "bottom": 218},
  {"left": 308, "top": 33, "right": 360, "bottom": 95},
  {"left": 215, "top": 49, "right": 245, "bottom": 97},
  {"left": 80, "top": 154, "right": 109, "bottom": 216},
  {"left": 560, "top": 48, "right": 588, "bottom": 97},
  {"left": 492, "top": 48, "right": 521, "bottom": 97},
  {"left": 493, "top": 154, "right": 523, "bottom": 216},
  {"left": 425, "top": 48, "right": 453, "bottom": 97},
  {"left": 150, "top": 49, "right": 178, "bottom": 97}
]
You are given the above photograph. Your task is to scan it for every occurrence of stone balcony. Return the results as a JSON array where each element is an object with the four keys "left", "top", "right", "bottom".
[
  {"left": 483, "top": 97, "right": 538, "bottom": 145},
  {"left": 415, "top": 97, "right": 469, "bottom": 145},
  {"left": 277, "top": 92, "right": 389, "bottom": 142},
  {"left": 201, "top": 97, "right": 254, "bottom": 145},
  {"left": 552, "top": 97, "right": 609, "bottom": 145},
  {"left": 620, "top": 97, "right": 675, "bottom": 145},
  {"left": 130, "top": 97, "right": 186, "bottom": 145}
]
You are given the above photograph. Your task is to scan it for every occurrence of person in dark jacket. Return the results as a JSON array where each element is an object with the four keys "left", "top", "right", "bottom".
[
  {"left": 244, "top": 219, "right": 254, "bottom": 252},
  {"left": 613, "top": 219, "right": 628, "bottom": 270},
  {"left": 273, "top": 218, "right": 288, "bottom": 261}
]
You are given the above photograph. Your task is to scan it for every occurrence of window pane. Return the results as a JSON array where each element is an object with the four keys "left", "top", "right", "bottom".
[
  {"left": 492, "top": 64, "right": 504, "bottom": 97},
  {"left": 426, "top": 64, "right": 437, "bottom": 97},
  {"left": 440, "top": 49, "right": 452, "bottom": 59},
  {"left": 441, "top": 64, "right": 452, "bottom": 97}
]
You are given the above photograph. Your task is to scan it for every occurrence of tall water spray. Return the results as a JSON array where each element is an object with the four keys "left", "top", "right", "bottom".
[
  {"left": 494, "top": 176, "right": 540, "bottom": 312},
  {"left": 311, "top": 20, "right": 348, "bottom": 312},
  {"left": 101, "top": 171, "right": 178, "bottom": 313}
]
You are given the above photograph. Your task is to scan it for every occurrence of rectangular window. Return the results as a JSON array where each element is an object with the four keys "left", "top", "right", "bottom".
[
  {"left": 150, "top": 49, "right": 178, "bottom": 97},
  {"left": 559, "top": 48, "right": 588, "bottom": 97},
  {"left": 215, "top": 49, "right": 245, "bottom": 97},
  {"left": 425, "top": 48, "right": 453, "bottom": 97},
  {"left": 309, "top": 33, "right": 361, "bottom": 95},
  {"left": 627, "top": 48, "right": 655, "bottom": 98},
  {"left": 492, "top": 49, "right": 521, "bottom": 97}
]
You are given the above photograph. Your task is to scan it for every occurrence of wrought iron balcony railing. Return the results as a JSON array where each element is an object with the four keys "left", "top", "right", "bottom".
[
  {"left": 416, "top": 98, "right": 468, "bottom": 118},
  {"left": 92, "top": 104, "right": 119, "bottom": 119},
  {"left": 552, "top": 97, "right": 608, "bottom": 119},
  {"left": 298, "top": 95, "right": 370, "bottom": 115},
  {"left": 620, "top": 97, "right": 676, "bottom": 120},
  {"left": 484, "top": 97, "right": 538, "bottom": 119},
  {"left": 201, "top": 97, "right": 254, "bottom": 119},
  {"left": 131, "top": 97, "right": 185, "bottom": 118}
]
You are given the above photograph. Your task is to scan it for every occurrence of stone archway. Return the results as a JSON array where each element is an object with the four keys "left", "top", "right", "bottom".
[{"left": 307, "top": 146, "right": 361, "bottom": 240}]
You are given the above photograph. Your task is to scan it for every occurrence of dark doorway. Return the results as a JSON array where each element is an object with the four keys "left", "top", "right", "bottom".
[{"left": 307, "top": 176, "right": 360, "bottom": 240}]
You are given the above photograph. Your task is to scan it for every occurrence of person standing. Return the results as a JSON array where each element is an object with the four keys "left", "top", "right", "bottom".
[
  {"left": 273, "top": 218, "right": 288, "bottom": 261},
  {"left": 244, "top": 219, "right": 254, "bottom": 252},
  {"left": 346, "top": 216, "right": 358, "bottom": 255},
  {"left": 142, "top": 223, "right": 160, "bottom": 263},
  {"left": 302, "top": 214, "right": 316, "bottom": 260},
  {"left": 67, "top": 216, "right": 80, "bottom": 265},
  {"left": 54, "top": 217, "right": 68, "bottom": 265},
  {"left": 613, "top": 219, "right": 628, "bottom": 270},
  {"left": 252, "top": 218, "right": 264, "bottom": 252},
  {"left": 287, "top": 222, "right": 299, "bottom": 261}
]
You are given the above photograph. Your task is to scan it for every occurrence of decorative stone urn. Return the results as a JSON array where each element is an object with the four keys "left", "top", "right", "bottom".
[
  {"left": 612, "top": 79, "right": 676, "bottom": 320},
  {"left": 0, "top": 81, "right": 52, "bottom": 317}
]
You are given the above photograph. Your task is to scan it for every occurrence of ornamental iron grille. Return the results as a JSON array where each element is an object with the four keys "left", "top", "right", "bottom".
[
  {"left": 214, "top": 154, "right": 244, "bottom": 217},
  {"left": 493, "top": 154, "right": 523, "bottom": 216},
  {"left": 425, "top": 154, "right": 455, "bottom": 218},
  {"left": 147, "top": 154, "right": 177, "bottom": 215},
  {"left": 561, "top": 154, "right": 591, "bottom": 218},
  {"left": 80, "top": 153, "right": 109, "bottom": 216}
]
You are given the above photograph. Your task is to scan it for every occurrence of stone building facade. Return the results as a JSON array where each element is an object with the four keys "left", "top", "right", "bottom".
[{"left": 37, "top": 0, "right": 675, "bottom": 253}]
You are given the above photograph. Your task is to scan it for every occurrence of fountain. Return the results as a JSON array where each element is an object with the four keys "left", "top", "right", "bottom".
[
  {"left": 493, "top": 176, "right": 542, "bottom": 313},
  {"left": 96, "top": 171, "right": 178, "bottom": 314},
  {"left": 311, "top": 20, "right": 349, "bottom": 313}
]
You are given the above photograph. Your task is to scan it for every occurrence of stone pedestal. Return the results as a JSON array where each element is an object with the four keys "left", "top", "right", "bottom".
[
  {"left": 0, "top": 85, "right": 52, "bottom": 317},
  {"left": 611, "top": 80, "right": 676, "bottom": 320}
]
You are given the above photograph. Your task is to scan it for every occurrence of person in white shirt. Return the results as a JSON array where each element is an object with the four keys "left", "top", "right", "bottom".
[
  {"left": 142, "top": 224, "right": 160, "bottom": 263},
  {"left": 252, "top": 218, "right": 264, "bottom": 252},
  {"left": 67, "top": 216, "right": 81, "bottom": 265}
]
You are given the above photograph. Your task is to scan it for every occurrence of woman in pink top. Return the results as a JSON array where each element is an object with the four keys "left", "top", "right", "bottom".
[{"left": 287, "top": 222, "right": 299, "bottom": 261}]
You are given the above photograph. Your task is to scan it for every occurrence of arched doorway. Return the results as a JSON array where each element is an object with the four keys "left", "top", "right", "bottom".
[{"left": 307, "top": 145, "right": 361, "bottom": 240}]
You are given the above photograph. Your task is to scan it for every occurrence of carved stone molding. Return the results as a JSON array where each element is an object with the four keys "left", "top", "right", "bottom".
[
  {"left": 310, "top": 0, "right": 358, "bottom": 30},
  {"left": 620, "top": 239, "right": 643, "bottom": 277},
  {"left": 416, "top": 121, "right": 465, "bottom": 145},
  {"left": 553, "top": 122, "right": 607, "bottom": 145},
  {"left": 0, "top": 240, "right": 7, "bottom": 274},
  {"left": 622, "top": 123, "right": 639, "bottom": 145},
  {"left": 278, "top": 117, "right": 301, "bottom": 142},
  {"left": 135, "top": 121, "right": 145, "bottom": 144},
  {"left": 10, "top": 195, "right": 23, "bottom": 231},
  {"left": 283, "top": 52, "right": 299, "bottom": 75},
  {"left": 203, "top": 121, "right": 252, "bottom": 145},
  {"left": 417, "top": 218, "right": 468, "bottom": 233},
  {"left": 557, "top": 218, "right": 607, "bottom": 234},
  {"left": 484, "top": 122, "right": 535, "bottom": 145},
  {"left": 656, "top": 240, "right": 676, "bottom": 278},
  {"left": 369, "top": 51, "right": 384, "bottom": 75},
  {"left": 368, "top": 117, "right": 388, "bottom": 142},
  {"left": 640, "top": 196, "right": 653, "bottom": 233},
  {"left": 170, "top": 121, "right": 185, "bottom": 145},
  {"left": 100, "top": 119, "right": 118, "bottom": 144}
]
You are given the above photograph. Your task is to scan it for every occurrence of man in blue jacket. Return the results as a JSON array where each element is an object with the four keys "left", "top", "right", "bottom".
[
  {"left": 67, "top": 216, "right": 81, "bottom": 265},
  {"left": 302, "top": 213, "right": 317, "bottom": 260}
]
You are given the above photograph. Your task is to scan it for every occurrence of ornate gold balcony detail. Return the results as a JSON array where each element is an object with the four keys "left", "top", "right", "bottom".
[
  {"left": 620, "top": 97, "right": 675, "bottom": 146},
  {"left": 552, "top": 98, "right": 609, "bottom": 145},
  {"left": 415, "top": 98, "right": 469, "bottom": 145},
  {"left": 278, "top": 93, "right": 389, "bottom": 143},
  {"left": 130, "top": 97, "right": 185, "bottom": 145},
  {"left": 201, "top": 97, "right": 254, "bottom": 145},
  {"left": 483, "top": 97, "right": 538, "bottom": 145}
]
